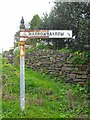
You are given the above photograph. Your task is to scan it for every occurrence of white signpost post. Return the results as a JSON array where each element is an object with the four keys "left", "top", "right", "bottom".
[{"left": 19, "top": 17, "right": 72, "bottom": 111}]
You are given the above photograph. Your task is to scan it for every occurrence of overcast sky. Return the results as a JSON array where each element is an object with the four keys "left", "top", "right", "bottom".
[{"left": 0, "top": 0, "right": 54, "bottom": 53}]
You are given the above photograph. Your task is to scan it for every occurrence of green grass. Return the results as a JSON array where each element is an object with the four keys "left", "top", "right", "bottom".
[
  {"left": 0, "top": 54, "right": 2, "bottom": 120},
  {"left": 2, "top": 58, "right": 89, "bottom": 118}
]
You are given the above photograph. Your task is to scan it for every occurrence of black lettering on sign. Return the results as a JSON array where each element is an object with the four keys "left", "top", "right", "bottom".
[
  {"left": 55, "top": 32, "right": 58, "bottom": 35},
  {"left": 58, "top": 32, "right": 64, "bottom": 36}
]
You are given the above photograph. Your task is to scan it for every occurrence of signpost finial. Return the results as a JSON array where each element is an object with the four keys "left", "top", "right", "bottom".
[
  {"left": 20, "top": 16, "right": 25, "bottom": 30},
  {"left": 21, "top": 16, "right": 24, "bottom": 24}
]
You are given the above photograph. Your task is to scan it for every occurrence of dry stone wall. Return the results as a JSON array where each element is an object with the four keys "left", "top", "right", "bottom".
[{"left": 26, "top": 49, "right": 88, "bottom": 84}]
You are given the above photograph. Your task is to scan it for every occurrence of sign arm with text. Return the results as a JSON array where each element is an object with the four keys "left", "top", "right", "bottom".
[{"left": 20, "top": 30, "right": 72, "bottom": 41}]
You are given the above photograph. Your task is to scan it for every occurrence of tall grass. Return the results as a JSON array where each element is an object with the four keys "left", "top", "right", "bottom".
[{"left": 2, "top": 58, "right": 89, "bottom": 118}]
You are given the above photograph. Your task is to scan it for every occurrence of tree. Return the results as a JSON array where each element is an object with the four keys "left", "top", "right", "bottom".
[
  {"left": 25, "top": 15, "right": 43, "bottom": 47},
  {"left": 29, "top": 14, "right": 42, "bottom": 29},
  {"left": 41, "top": 13, "right": 52, "bottom": 30},
  {"left": 41, "top": 2, "right": 90, "bottom": 51},
  {"left": 14, "top": 31, "right": 20, "bottom": 48},
  {"left": 40, "top": 13, "right": 52, "bottom": 46},
  {"left": 74, "top": 18, "right": 90, "bottom": 51}
]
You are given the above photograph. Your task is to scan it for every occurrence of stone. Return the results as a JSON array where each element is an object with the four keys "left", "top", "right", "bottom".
[
  {"left": 49, "top": 72, "right": 54, "bottom": 74},
  {"left": 55, "top": 63, "right": 63, "bottom": 66},
  {"left": 64, "top": 67, "right": 72, "bottom": 72},
  {"left": 47, "top": 70, "right": 55, "bottom": 72},
  {"left": 65, "top": 78, "right": 73, "bottom": 83},
  {"left": 59, "top": 71, "right": 63, "bottom": 75},
  {"left": 74, "top": 67, "right": 79, "bottom": 71},
  {"left": 61, "top": 66, "right": 66, "bottom": 71},
  {"left": 72, "top": 71, "right": 87, "bottom": 75},
  {"left": 73, "top": 79, "right": 86, "bottom": 82},
  {"left": 54, "top": 68, "right": 61, "bottom": 70},
  {"left": 69, "top": 74, "right": 76, "bottom": 79},
  {"left": 88, "top": 74, "right": 90, "bottom": 77},
  {"left": 76, "top": 65, "right": 88, "bottom": 71},
  {"left": 50, "top": 57, "right": 55, "bottom": 62},
  {"left": 42, "top": 56, "right": 47, "bottom": 58},
  {"left": 37, "top": 62, "right": 42, "bottom": 66},
  {"left": 64, "top": 64, "right": 74, "bottom": 67},
  {"left": 76, "top": 75, "right": 87, "bottom": 79},
  {"left": 25, "top": 49, "right": 88, "bottom": 84},
  {"left": 81, "top": 75, "right": 87, "bottom": 79}
]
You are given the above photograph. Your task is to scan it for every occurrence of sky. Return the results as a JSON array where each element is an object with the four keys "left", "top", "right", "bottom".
[{"left": 0, "top": 0, "right": 54, "bottom": 53}]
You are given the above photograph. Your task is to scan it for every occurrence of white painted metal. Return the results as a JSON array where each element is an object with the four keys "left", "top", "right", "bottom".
[
  {"left": 49, "top": 30, "right": 72, "bottom": 38},
  {"left": 20, "top": 42, "right": 25, "bottom": 111},
  {"left": 20, "top": 30, "right": 72, "bottom": 39}
]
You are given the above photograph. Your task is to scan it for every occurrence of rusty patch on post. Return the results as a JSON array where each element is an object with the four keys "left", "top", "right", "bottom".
[{"left": 20, "top": 41, "right": 25, "bottom": 57}]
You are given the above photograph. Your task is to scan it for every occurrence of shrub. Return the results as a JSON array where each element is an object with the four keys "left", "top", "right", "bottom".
[
  {"left": 59, "top": 47, "right": 72, "bottom": 53},
  {"left": 36, "top": 43, "right": 48, "bottom": 50},
  {"left": 71, "top": 51, "right": 88, "bottom": 65}
]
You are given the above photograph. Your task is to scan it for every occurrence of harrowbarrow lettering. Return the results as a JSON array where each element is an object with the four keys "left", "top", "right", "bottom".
[
  {"left": 28, "top": 31, "right": 65, "bottom": 36},
  {"left": 20, "top": 30, "right": 72, "bottom": 39}
]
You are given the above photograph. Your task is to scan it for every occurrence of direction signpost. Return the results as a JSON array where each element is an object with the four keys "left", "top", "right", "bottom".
[
  {"left": 19, "top": 17, "right": 72, "bottom": 111},
  {"left": 20, "top": 30, "right": 72, "bottom": 39}
]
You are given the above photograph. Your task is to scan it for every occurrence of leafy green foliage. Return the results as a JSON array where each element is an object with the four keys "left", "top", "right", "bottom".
[
  {"left": 71, "top": 51, "right": 88, "bottom": 65},
  {"left": 36, "top": 43, "right": 48, "bottom": 50},
  {"left": 59, "top": 47, "right": 72, "bottom": 53},
  {"left": 25, "top": 43, "right": 48, "bottom": 54},
  {"left": 25, "top": 14, "right": 43, "bottom": 47},
  {"left": 29, "top": 14, "right": 42, "bottom": 30},
  {"left": 41, "top": 2, "right": 90, "bottom": 51},
  {"left": 13, "top": 48, "right": 20, "bottom": 66},
  {"left": 2, "top": 57, "right": 89, "bottom": 118}
]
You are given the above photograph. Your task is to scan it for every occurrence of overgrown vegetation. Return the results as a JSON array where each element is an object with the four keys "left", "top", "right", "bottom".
[
  {"left": 12, "top": 45, "right": 89, "bottom": 67},
  {"left": 0, "top": 54, "right": 2, "bottom": 120},
  {"left": 40, "top": 2, "right": 90, "bottom": 51},
  {"left": 2, "top": 57, "right": 89, "bottom": 118},
  {"left": 71, "top": 51, "right": 89, "bottom": 65}
]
